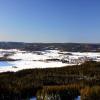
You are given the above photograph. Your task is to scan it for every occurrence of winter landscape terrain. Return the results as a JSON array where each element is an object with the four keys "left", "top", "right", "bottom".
[
  {"left": 0, "top": 48, "right": 100, "bottom": 73},
  {"left": 0, "top": 43, "right": 100, "bottom": 100}
]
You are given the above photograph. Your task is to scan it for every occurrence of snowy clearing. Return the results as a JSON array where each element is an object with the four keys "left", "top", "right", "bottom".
[{"left": 0, "top": 49, "right": 100, "bottom": 72}]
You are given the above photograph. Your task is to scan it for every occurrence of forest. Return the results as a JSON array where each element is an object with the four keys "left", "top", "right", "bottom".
[{"left": 0, "top": 42, "right": 99, "bottom": 52}]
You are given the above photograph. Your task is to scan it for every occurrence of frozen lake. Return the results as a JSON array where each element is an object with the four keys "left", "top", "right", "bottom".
[{"left": 0, "top": 61, "right": 13, "bottom": 67}]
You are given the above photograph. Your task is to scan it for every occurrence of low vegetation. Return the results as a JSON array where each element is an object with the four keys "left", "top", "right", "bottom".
[{"left": 0, "top": 61, "right": 100, "bottom": 100}]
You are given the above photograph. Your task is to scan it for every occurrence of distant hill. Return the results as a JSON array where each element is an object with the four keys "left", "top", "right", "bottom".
[{"left": 0, "top": 42, "right": 100, "bottom": 52}]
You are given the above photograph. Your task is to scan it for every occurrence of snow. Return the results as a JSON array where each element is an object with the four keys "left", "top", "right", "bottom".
[
  {"left": 75, "top": 96, "right": 81, "bottom": 100},
  {"left": 30, "top": 97, "right": 36, "bottom": 100},
  {"left": 0, "top": 61, "right": 74, "bottom": 72},
  {"left": 0, "top": 49, "right": 100, "bottom": 73}
]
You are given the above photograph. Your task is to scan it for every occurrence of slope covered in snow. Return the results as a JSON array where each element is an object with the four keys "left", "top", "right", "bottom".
[{"left": 0, "top": 49, "right": 100, "bottom": 72}]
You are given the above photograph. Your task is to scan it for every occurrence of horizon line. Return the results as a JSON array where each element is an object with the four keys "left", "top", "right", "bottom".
[{"left": 0, "top": 41, "right": 100, "bottom": 44}]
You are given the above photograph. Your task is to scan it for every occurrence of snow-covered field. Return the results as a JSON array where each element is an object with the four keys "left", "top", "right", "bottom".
[{"left": 0, "top": 49, "right": 100, "bottom": 73}]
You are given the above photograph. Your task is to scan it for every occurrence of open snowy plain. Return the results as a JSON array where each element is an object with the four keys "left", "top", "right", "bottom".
[{"left": 0, "top": 49, "right": 100, "bottom": 72}]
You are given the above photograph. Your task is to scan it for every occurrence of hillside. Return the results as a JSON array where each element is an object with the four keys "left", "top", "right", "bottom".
[
  {"left": 0, "top": 61, "right": 100, "bottom": 100},
  {"left": 0, "top": 42, "right": 100, "bottom": 52}
]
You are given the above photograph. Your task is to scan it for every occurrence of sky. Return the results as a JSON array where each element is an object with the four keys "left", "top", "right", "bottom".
[{"left": 0, "top": 0, "right": 100, "bottom": 43}]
